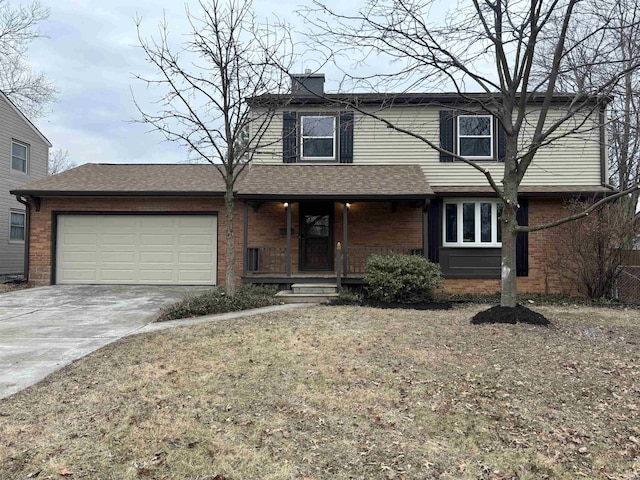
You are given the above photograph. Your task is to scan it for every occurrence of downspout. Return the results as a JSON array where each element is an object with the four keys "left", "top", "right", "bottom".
[{"left": 15, "top": 195, "right": 31, "bottom": 281}]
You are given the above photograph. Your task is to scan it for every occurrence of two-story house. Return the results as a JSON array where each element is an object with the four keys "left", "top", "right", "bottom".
[
  {"left": 11, "top": 74, "right": 611, "bottom": 295},
  {"left": 1, "top": 91, "right": 51, "bottom": 278}
]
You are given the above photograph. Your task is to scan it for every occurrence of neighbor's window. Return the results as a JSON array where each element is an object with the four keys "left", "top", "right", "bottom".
[
  {"left": 11, "top": 140, "right": 29, "bottom": 173},
  {"left": 443, "top": 200, "right": 502, "bottom": 247},
  {"left": 9, "top": 211, "right": 25, "bottom": 242},
  {"left": 457, "top": 115, "right": 493, "bottom": 159},
  {"left": 300, "top": 115, "right": 336, "bottom": 160}
]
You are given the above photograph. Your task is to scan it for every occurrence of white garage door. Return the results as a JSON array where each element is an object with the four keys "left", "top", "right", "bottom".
[{"left": 56, "top": 214, "right": 217, "bottom": 285}]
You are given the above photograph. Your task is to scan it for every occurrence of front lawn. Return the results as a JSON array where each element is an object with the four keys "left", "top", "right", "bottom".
[{"left": 1, "top": 304, "right": 639, "bottom": 479}]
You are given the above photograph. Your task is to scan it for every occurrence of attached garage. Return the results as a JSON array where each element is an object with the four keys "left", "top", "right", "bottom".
[{"left": 55, "top": 214, "right": 217, "bottom": 285}]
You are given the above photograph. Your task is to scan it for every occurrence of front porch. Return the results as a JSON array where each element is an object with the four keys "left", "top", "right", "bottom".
[{"left": 240, "top": 199, "right": 427, "bottom": 288}]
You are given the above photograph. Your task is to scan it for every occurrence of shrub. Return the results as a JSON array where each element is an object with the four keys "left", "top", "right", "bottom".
[
  {"left": 363, "top": 254, "right": 442, "bottom": 303},
  {"left": 553, "top": 199, "right": 639, "bottom": 299},
  {"left": 336, "top": 288, "right": 364, "bottom": 303},
  {"left": 158, "top": 284, "right": 278, "bottom": 321}
]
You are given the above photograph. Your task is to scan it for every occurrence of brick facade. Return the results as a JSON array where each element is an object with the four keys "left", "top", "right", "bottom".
[
  {"left": 443, "top": 198, "right": 572, "bottom": 295},
  {"left": 27, "top": 196, "right": 241, "bottom": 286},
  {"left": 27, "top": 196, "right": 574, "bottom": 295},
  {"left": 246, "top": 201, "right": 424, "bottom": 274}
]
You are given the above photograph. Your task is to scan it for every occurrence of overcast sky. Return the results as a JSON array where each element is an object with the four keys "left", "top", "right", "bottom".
[{"left": 20, "top": 0, "right": 346, "bottom": 166}]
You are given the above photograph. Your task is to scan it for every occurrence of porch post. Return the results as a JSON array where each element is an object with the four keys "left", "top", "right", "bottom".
[
  {"left": 343, "top": 202, "right": 348, "bottom": 275},
  {"left": 423, "top": 199, "right": 430, "bottom": 259},
  {"left": 286, "top": 201, "right": 291, "bottom": 277},
  {"left": 243, "top": 201, "right": 249, "bottom": 277},
  {"left": 336, "top": 242, "right": 342, "bottom": 290}
]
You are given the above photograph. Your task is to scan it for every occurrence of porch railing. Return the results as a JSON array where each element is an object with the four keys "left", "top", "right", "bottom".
[
  {"left": 344, "top": 247, "right": 424, "bottom": 275},
  {"left": 245, "top": 246, "right": 423, "bottom": 276},
  {"left": 246, "top": 246, "right": 287, "bottom": 274}
]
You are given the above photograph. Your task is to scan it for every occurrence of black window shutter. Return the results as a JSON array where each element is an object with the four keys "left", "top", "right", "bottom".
[
  {"left": 439, "top": 110, "right": 455, "bottom": 162},
  {"left": 428, "top": 199, "right": 442, "bottom": 263},
  {"left": 497, "top": 119, "right": 506, "bottom": 162},
  {"left": 282, "top": 112, "right": 297, "bottom": 163},
  {"left": 339, "top": 112, "right": 354, "bottom": 163},
  {"left": 516, "top": 199, "right": 529, "bottom": 276}
]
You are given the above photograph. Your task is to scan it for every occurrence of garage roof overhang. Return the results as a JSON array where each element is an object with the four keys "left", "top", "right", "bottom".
[
  {"left": 11, "top": 190, "right": 227, "bottom": 197},
  {"left": 11, "top": 163, "right": 230, "bottom": 198}
]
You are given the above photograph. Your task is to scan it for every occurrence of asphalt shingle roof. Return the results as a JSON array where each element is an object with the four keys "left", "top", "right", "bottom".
[
  {"left": 11, "top": 164, "right": 228, "bottom": 196},
  {"left": 237, "top": 164, "right": 433, "bottom": 199},
  {"left": 12, "top": 163, "right": 434, "bottom": 199},
  {"left": 11, "top": 162, "right": 611, "bottom": 199},
  {"left": 431, "top": 185, "right": 615, "bottom": 196}
]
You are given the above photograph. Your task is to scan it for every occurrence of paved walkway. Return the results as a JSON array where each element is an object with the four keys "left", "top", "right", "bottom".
[{"left": 0, "top": 286, "right": 308, "bottom": 400}]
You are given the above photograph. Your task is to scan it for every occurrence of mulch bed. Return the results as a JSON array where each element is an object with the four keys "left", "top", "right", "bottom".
[
  {"left": 470, "top": 304, "right": 551, "bottom": 326},
  {"left": 0, "top": 280, "right": 31, "bottom": 295}
]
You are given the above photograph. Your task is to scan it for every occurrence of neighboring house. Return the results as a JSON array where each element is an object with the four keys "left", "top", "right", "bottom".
[
  {"left": 1, "top": 91, "right": 51, "bottom": 278},
  {"left": 11, "top": 74, "right": 612, "bottom": 295}
]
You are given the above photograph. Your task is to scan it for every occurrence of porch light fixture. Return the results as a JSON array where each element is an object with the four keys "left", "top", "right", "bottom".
[
  {"left": 283, "top": 202, "right": 289, "bottom": 208},
  {"left": 346, "top": 202, "right": 351, "bottom": 209}
]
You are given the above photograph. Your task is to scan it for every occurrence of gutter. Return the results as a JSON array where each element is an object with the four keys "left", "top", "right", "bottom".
[
  {"left": 236, "top": 193, "right": 434, "bottom": 201},
  {"left": 14, "top": 195, "right": 31, "bottom": 281},
  {"left": 9, "top": 190, "right": 228, "bottom": 197}
]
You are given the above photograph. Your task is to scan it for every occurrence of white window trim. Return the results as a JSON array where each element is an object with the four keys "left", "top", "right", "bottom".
[
  {"left": 442, "top": 199, "right": 502, "bottom": 247},
  {"left": 9, "top": 210, "right": 26, "bottom": 243},
  {"left": 300, "top": 115, "right": 336, "bottom": 161},
  {"left": 11, "top": 140, "right": 29, "bottom": 174},
  {"left": 457, "top": 115, "right": 494, "bottom": 160}
]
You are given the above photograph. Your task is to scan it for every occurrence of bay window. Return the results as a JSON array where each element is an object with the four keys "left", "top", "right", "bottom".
[{"left": 443, "top": 200, "right": 503, "bottom": 247}]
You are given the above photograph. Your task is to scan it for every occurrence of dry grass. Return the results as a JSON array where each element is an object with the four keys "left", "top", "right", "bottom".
[{"left": 1, "top": 304, "right": 639, "bottom": 479}]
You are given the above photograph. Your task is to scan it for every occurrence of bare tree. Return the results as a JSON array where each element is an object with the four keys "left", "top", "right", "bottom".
[
  {"left": 554, "top": 198, "right": 639, "bottom": 299},
  {"left": 536, "top": 0, "right": 640, "bottom": 214},
  {"left": 302, "top": 0, "right": 640, "bottom": 308},
  {"left": 134, "top": 0, "right": 292, "bottom": 295},
  {"left": 0, "top": 0, "right": 56, "bottom": 118},
  {"left": 48, "top": 148, "right": 77, "bottom": 175}
]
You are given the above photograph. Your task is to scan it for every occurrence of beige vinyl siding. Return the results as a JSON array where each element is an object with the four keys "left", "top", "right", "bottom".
[
  {"left": 0, "top": 94, "right": 50, "bottom": 275},
  {"left": 253, "top": 104, "right": 603, "bottom": 188},
  {"left": 250, "top": 106, "right": 286, "bottom": 162},
  {"left": 514, "top": 106, "right": 602, "bottom": 186}
]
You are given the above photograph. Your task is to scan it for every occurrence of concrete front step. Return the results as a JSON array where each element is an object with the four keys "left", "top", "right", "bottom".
[
  {"left": 291, "top": 283, "right": 338, "bottom": 295},
  {"left": 275, "top": 290, "right": 339, "bottom": 304}
]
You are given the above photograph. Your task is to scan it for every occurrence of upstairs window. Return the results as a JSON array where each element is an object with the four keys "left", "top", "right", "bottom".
[
  {"left": 457, "top": 115, "right": 493, "bottom": 159},
  {"left": 439, "top": 111, "right": 504, "bottom": 162},
  {"left": 300, "top": 115, "right": 336, "bottom": 160},
  {"left": 283, "top": 111, "right": 353, "bottom": 164},
  {"left": 9, "top": 211, "right": 25, "bottom": 242},
  {"left": 11, "top": 140, "right": 29, "bottom": 173},
  {"left": 443, "top": 200, "right": 503, "bottom": 247}
]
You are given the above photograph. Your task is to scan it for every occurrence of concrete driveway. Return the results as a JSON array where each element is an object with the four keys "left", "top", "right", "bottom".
[{"left": 0, "top": 285, "right": 207, "bottom": 400}]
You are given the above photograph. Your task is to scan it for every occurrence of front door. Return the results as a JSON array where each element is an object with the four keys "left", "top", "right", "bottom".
[{"left": 299, "top": 202, "right": 334, "bottom": 271}]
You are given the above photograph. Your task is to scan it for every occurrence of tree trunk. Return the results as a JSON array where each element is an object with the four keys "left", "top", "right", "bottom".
[
  {"left": 501, "top": 133, "right": 520, "bottom": 308},
  {"left": 225, "top": 188, "right": 236, "bottom": 296},
  {"left": 500, "top": 207, "right": 518, "bottom": 308}
]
